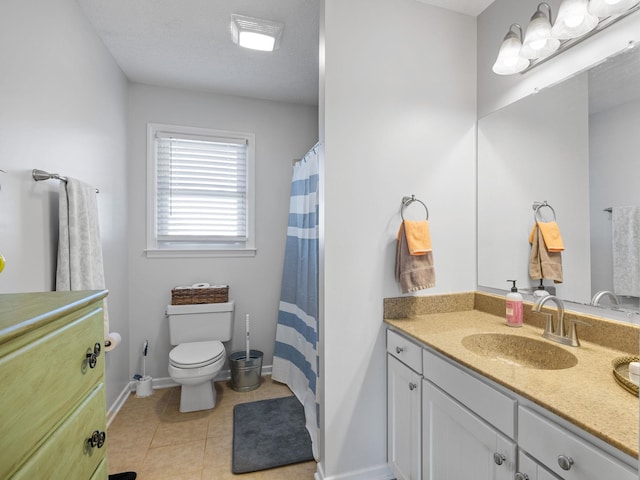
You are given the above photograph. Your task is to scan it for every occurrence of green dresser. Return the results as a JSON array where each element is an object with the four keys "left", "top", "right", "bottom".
[{"left": 0, "top": 290, "right": 109, "bottom": 479}]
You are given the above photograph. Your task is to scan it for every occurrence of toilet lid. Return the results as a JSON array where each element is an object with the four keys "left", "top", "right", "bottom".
[{"left": 169, "top": 341, "right": 225, "bottom": 368}]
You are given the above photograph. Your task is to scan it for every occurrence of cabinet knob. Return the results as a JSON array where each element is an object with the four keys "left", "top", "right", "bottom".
[
  {"left": 557, "top": 455, "right": 574, "bottom": 471},
  {"left": 86, "top": 342, "right": 102, "bottom": 369},
  {"left": 88, "top": 430, "right": 106, "bottom": 449},
  {"left": 493, "top": 452, "right": 506, "bottom": 466},
  {"left": 409, "top": 382, "right": 418, "bottom": 391},
  {"left": 515, "top": 473, "right": 529, "bottom": 480},
  {"left": 396, "top": 346, "right": 405, "bottom": 354}
]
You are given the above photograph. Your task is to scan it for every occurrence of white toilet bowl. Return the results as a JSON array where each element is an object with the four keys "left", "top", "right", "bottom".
[{"left": 168, "top": 340, "right": 225, "bottom": 413}]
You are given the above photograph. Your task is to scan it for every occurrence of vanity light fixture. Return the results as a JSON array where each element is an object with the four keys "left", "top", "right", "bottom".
[
  {"left": 230, "top": 14, "right": 284, "bottom": 52},
  {"left": 589, "top": 0, "right": 640, "bottom": 18},
  {"left": 521, "top": 3, "right": 560, "bottom": 59},
  {"left": 492, "top": 0, "right": 640, "bottom": 75},
  {"left": 551, "top": 0, "right": 598, "bottom": 39},
  {"left": 492, "top": 24, "right": 530, "bottom": 75}
]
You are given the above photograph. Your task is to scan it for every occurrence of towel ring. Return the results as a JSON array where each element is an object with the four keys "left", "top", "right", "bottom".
[
  {"left": 533, "top": 201, "right": 556, "bottom": 222},
  {"left": 401, "top": 195, "right": 429, "bottom": 221}
]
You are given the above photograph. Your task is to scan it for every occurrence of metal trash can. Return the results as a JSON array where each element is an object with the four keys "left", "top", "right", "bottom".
[{"left": 229, "top": 350, "right": 263, "bottom": 391}]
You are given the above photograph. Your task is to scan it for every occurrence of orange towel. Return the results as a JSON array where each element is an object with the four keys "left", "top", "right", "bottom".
[
  {"left": 529, "top": 224, "right": 563, "bottom": 283},
  {"left": 395, "top": 223, "right": 435, "bottom": 293},
  {"left": 400, "top": 220, "right": 432, "bottom": 256},
  {"left": 528, "top": 221, "right": 564, "bottom": 252}
]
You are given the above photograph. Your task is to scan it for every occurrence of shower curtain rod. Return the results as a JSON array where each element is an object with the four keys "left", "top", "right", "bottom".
[
  {"left": 292, "top": 142, "right": 321, "bottom": 165},
  {"left": 32, "top": 169, "right": 99, "bottom": 193}
]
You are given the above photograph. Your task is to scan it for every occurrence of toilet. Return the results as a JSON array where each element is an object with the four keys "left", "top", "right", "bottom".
[{"left": 166, "top": 301, "right": 235, "bottom": 413}]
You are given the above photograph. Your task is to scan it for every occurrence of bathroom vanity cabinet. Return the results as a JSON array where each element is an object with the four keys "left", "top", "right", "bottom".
[
  {"left": 387, "top": 330, "right": 422, "bottom": 480},
  {"left": 386, "top": 328, "right": 637, "bottom": 480},
  {"left": 0, "top": 290, "right": 108, "bottom": 480}
]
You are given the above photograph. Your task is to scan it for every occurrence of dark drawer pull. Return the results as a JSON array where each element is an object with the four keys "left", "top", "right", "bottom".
[
  {"left": 86, "top": 342, "right": 102, "bottom": 369},
  {"left": 88, "top": 430, "right": 106, "bottom": 449}
]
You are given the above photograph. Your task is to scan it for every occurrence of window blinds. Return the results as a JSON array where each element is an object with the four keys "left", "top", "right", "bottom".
[{"left": 156, "top": 132, "right": 248, "bottom": 243}]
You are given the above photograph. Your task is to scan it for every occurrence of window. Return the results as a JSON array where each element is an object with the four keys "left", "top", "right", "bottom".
[{"left": 146, "top": 123, "right": 255, "bottom": 257}]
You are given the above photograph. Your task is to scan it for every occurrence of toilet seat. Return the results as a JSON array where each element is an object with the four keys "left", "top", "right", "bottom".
[{"left": 169, "top": 341, "right": 225, "bottom": 369}]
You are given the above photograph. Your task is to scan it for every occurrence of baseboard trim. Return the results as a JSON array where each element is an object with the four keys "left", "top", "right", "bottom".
[
  {"left": 106, "top": 364, "right": 274, "bottom": 425},
  {"left": 106, "top": 381, "right": 135, "bottom": 427},
  {"left": 314, "top": 462, "right": 394, "bottom": 480}
]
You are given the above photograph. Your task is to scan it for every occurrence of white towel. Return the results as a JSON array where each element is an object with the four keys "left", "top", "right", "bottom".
[
  {"left": 612, "top": 206, "right": 640, "bottom": 297},
  {"left": 56, "top": 178, "right": 109, "bottom": 337}
]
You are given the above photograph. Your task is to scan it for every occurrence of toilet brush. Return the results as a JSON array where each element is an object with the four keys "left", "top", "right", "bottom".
[
  {"left": 245, "top": 314, "right": 250, "bottom": 360},
  {"left": 142, "top": 339, "right": 149, "bottom": 377},
  {"left": 135, "top": 340, "right": 153, "bottom": 398}
]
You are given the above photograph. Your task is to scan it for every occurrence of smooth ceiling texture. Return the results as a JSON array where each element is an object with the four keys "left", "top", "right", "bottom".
[
  {"left": 77, "top": 0, "right": 493, "bottom": 106},
  {"left": 77, "top": 0, "right": 321, "bottom": 105}
]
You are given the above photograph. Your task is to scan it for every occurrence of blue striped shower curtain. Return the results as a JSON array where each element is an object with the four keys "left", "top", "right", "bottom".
[{"left": 272, "top": 143, "right": 319, "bottom": 460}]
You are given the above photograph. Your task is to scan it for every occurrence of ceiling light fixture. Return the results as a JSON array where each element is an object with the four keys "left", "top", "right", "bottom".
[
  {"left": 231, "top": 14, "right": 284, "bottom": 52},
  {"left": 492, "top": 1, "right": 640, "bottom": 75}
]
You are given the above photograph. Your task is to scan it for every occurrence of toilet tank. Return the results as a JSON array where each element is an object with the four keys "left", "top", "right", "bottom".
[{"left": 166, "top": 300, "right": 235, "bottom": 345}]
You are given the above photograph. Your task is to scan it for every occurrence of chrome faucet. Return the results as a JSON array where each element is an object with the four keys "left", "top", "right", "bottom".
[
  {"left": 533, "top": 295, "right": 590, "bottom": 347},
  {"left": 590, "top": 290, "right": 620, "bottom": 307}
]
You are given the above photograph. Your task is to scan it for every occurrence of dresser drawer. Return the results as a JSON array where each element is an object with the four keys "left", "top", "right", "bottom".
[
  {"left": 0, "top": 308, "right": 104, "bottom": 478},
  {"left": 423, "top": 349, "right": 515, "bottom": 438},
  {"left": 12, "top": 385, "right": 107, "bottom": 480},
  {"left": 387, "top": 329, "right": 422, "bottom": 373},
  {"left": 90, "top": 459, "right": 108, "bottom": 480},
  {"left": 519, "top": 407, "right": 636, "bottom": 480}
]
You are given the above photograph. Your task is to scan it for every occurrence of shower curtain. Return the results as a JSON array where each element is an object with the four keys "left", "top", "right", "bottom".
[{"left": 272, "top": 143, "right": 319, "bottom": 460}]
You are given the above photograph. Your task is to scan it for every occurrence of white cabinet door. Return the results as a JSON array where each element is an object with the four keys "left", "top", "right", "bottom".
[
  {"left": 388, "top": 355, "right": 422, "bottom": 480},
  {"left": 423, "top": 380, "right": 516, "bottom": 480},
  {"left": 517, "top": 449, "right": 562, "bottom": 480}
]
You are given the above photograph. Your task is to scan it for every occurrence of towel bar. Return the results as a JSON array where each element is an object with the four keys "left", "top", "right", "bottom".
[{"left": 32, "top": 169, "right": 99, "bottom": 193}]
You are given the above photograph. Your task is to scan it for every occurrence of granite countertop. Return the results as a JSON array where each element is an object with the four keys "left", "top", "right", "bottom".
[{"left": 384, "top": 292, "right": 639, "bottom": 460}]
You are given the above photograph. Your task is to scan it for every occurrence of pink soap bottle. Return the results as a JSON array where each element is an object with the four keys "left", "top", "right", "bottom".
[{"left": 506, "top": 280, "right": 523, "bottom": 327}]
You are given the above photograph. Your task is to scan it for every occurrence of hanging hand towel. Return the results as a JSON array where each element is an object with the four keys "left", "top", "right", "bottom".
[
  {"left": 57, "top": 178, "right": 109, "bottom": 338},
  {"left": 528, "top": 221, "right": 564, "bottom": 252},
  {"left": 529, "top": 224, "right": 563, "bottom": 283},
  {"left": 612, "top": 206, "right": 640, "bottom": 297},
  {"left": 403, "top": 220, "right": 432, "bottom": 255},
  {"left": 395, "top": 222, "right": 435, "bottom": 293}
]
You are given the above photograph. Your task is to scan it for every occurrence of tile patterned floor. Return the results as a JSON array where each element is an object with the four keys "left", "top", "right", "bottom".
[{"left": 107, "top": 377, "right": 317, "bottom": 479}]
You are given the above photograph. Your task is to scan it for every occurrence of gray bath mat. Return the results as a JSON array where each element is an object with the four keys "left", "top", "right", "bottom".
[{"left": 232, "top": 395, "right": 313, "bottom": 473}]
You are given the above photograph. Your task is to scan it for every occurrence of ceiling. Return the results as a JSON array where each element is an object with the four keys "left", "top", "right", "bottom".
[
  {"left": 416, "top": 0, "right": 495, "bottom": 16},
  {"left": 77, "top": 0, "right": 494, "bottom": 107}
]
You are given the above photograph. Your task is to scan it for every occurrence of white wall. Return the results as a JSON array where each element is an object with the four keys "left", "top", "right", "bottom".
[
  {"left": 478, "top": 0, "right": 640, "bottom": 117},
  {"left": 0, "top": 0, "right": 131, "bottom": 408},
  {"left": 319, "top": 1, "right": 477, "bottom": 478},
  {"left": 126, "top": 84, "right": 318, "bottom": 381}
]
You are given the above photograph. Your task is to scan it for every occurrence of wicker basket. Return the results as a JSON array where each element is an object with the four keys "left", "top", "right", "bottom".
[{"left": 171, "top": 285, "right": 229, "bottom": 305}]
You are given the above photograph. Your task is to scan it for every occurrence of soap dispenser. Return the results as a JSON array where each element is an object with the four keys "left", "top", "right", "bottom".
[
  {"left": 533, "top": 279, "right": 550, "bottom": 299},
  {"left": 506, "top": 280, "right": 523, "bottom": 327}
]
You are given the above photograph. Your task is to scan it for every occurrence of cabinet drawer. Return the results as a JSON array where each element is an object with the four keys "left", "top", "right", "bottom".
[
  {"left": 519, "top": 407, "right": 636, "bottom": 480},
  {"left": 90, "top": 459, "right": 108, "bottom": 480},
  {"left": 423, "top": 349, "right": 515, "bottom": 438},
  {"left": 0, "top": 308, "right": 104, "bottom": 478},
  {"left": 12, "top": 385, "right": 107, "bottom": 480},
  {"left": 387, "top": 329, "right": 422, "bottom": 373}
]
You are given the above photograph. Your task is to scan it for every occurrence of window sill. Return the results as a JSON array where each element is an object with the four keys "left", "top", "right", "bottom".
[{"left": 145, "top": 248, "right": 257, "bottom": 259}]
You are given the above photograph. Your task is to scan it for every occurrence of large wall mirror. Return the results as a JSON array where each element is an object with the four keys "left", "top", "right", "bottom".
[{"left": 478, "top": 44, "right": 640, "bottom": 321}]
